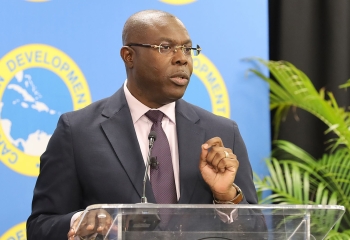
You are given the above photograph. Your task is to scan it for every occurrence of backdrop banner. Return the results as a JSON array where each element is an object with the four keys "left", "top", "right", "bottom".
[{"left": 0, "top": 0, "right": 269, "bottom": 237}]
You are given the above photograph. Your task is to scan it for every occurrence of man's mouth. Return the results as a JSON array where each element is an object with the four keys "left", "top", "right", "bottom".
[{"left": 169, "top": 73, "right": 189, "bottom": 86}]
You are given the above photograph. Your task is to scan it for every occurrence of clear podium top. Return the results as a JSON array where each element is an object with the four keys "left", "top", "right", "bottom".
[{"left": 75, "top": 204, "right": 345, "bottom": 240}]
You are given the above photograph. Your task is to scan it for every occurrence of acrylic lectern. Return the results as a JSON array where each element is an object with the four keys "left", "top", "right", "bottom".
[{"left": 75, "top": 204, "right": 344, "bottom": 240}]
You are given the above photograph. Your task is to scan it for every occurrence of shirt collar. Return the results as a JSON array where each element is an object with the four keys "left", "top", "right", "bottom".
[{"left": 123, "top": 81, "right": 176, "bottom": 124}]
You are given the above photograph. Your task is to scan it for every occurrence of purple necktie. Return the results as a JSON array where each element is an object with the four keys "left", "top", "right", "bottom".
[{"left": 145, "top": 110, "right": 177, "bottom": 204}]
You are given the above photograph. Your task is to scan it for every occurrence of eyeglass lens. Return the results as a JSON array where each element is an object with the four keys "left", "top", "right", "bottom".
[{"left": 159, "top": 43, "right": 200, "bottom": 56}]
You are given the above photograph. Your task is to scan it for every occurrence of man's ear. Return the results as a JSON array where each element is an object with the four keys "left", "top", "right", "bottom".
[{"left": 120, "top": 46, "right": 134, "bottom": 68}]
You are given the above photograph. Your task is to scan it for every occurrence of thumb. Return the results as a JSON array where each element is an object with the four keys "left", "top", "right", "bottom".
[{"left": 199, "top": 143, "right": 209, "bottom": 168}]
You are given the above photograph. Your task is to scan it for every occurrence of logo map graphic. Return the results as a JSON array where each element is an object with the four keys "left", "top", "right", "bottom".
[{"left": 0, "top": 44, "right": 91, "bottom": 176}]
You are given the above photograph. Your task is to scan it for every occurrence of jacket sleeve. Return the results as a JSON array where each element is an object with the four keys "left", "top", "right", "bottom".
[
  {"left": 27, "top": 114, "right": 81, "bottom": 240},
  {"left": 232, "top": 122, "right": 258, "bottom": 204}
]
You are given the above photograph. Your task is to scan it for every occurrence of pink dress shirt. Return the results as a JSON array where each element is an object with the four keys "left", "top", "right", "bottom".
[
  {"left": 123, "top": 82, "right": 180, "bottom": 199},
  {"left": 70, "top": 82, "right": 236, "bottom": 230}
]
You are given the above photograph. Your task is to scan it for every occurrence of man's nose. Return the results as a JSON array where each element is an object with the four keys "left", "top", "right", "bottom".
[{"left": 172, "top": 48, "right": 188, "bottom": 65}]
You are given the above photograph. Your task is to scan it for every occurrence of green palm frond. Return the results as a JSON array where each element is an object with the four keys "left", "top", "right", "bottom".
[
  {"left": 339, "top": 79, "right": 350, "bottom": 89},
  {"left": 249, "top": 59, "right": 350, "bottom": 150},
  {"left": 273, "top": 141, "right": 350, "bottom": 229},
  {"left": 254, "top": 158, "right": 306, "bottom": 204},
  {"left": 254, "top": 157, "right": 338, "bottom": 206},
  {"left": 251, "top": 59, "right": 350, "bottom": 235},
  {"left": 326, "top": 229, "right": 350, "bottom": 240},
  {"left": 254, "top": 157, "right": 343, "bottom": 236},
  {"left": 273, "top": 141, "right": 350, "bottom": 211}
]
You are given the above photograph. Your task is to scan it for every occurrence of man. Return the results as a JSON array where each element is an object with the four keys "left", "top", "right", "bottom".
[{"left": 27, "top": 10, "right": 258, "bottom": 239}]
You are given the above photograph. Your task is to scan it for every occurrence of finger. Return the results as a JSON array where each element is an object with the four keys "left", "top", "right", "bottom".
[
  {"left": 217, "top": 151, "right": 239, "bottom": 169},
  {"left": 217, "top": 155, "right": 239, "bottom": 173},
  {"left": 199, "top": 137, "right": 224, "bottom": 168},
  {"left": 102, "top": 221, "right": 113, "bottom": 235},
  {"left": 96, "top": 212, "right": 107, "bottom": 233},
  {"left": 200, "top": 143, "right": 215, "bottom": 170},
  {"left": 206, "top": 147, "right": 233, "bottom": 171},
  {"left": 67, "top": 227, "right": 75, "bottom": 240},
  {"left": 200, "top": 142, "right": 208, "bottom": 161},
  {"left": 69, "top": 213, "right": 83, "bottom": 238},
  {"left": 207, "top": 137, "right": 224, "bottom": 147},
  {"left": 205, "top": 146, "right": 231, "bottom": 162},
  {"left": 86, "top": 212, "right": 97, "bottom": 231},
  {"left": 210, "top": 147, "right": 232, "bottom": 163},
  {"left": 205, "top": 137, "right": 224, "bottom": 148},
  {"left": 204, "top": 149, "right": 221, "bottom": 171},
  {"left": 202, "top": 137, "right": 225, "bottom": 169}
]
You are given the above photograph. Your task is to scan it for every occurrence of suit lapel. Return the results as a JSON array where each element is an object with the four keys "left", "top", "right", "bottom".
[
  {"left": 100, "top": 87, "right": 156, "bottom": 203},
  {"left": 99, "top": 89, "right": 206, "bottom": 204},
  {"left": 175, "top": 100, "right": 206, "bottom": 204}
]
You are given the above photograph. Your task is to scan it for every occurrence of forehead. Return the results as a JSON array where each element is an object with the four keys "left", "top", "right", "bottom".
[{"left": 144, "top": 17, "right": 192, "bottom": 44}]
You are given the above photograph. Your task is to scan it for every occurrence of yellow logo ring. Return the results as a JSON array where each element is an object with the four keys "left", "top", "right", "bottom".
[
  {"left": 192, "top": 54, "right": 230, "bottom": 118},
  {"left": 0, "top": 44, "right": 92, "bottom": 176},
  {"left": 159, "top": 0, "right": 196, "bottom": 5},
  {"left": 0, "top": 222, "right": 26, "bottom": 240},
  {"left": 26, "top": 0, "right": 49, "bottom": 2}
]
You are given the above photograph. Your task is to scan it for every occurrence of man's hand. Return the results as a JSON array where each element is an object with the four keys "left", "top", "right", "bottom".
[
  {"left": 199, "top": 137, "right": 239, "bottom": 201},
  {"left": 67, "top": 209, "right": 113, "bottom": 240}
]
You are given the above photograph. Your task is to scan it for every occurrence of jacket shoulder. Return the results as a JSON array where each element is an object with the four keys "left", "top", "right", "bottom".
[{"left": 178, "top": 99, "right": 238, "bottom": 127}]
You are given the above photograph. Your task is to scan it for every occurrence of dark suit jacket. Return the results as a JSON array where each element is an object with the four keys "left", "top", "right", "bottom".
[{"left": 27, "top": 86, "right": 258, "bottom": 239}]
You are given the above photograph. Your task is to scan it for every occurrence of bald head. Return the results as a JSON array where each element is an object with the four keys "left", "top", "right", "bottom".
[
  {"left": 120, "top": 10, "right": 193, "bottom": 108},
  {"left": 122, "top": 10, "right": 185, "bottom": 45}
]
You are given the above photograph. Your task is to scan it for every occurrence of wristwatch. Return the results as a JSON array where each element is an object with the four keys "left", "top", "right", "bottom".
[{"left": 213, "top": 183, "right": 244, "bottom": 204}]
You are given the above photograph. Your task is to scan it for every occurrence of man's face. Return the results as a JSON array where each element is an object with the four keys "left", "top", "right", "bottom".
[{"left": 126, "top": 17, "right": 193, "bottom": 108}]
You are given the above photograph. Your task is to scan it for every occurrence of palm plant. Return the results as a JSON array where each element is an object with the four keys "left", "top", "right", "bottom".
[{"left": 250, "top": 59, "right": 350, "bottom": 239}]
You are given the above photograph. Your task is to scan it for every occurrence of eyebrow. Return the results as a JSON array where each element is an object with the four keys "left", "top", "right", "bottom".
[{"left": 157, "top": 37, "right": 192, "bottom": 45}]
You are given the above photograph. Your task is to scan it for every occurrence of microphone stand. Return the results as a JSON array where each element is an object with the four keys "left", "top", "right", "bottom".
[
  {"left": 123, "top": 131, "right": 160, "bottom": 232},
  {"left": 141, "top": 135, "right": 155, "bottom": 203}
]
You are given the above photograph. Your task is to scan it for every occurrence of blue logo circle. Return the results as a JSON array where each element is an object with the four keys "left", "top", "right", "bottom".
[{"left": 1, "top": 68, "right": 72, "bottom": 155}]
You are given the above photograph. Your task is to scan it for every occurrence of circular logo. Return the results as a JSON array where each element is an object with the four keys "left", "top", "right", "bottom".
[
  {"left": 0, "top": 44, "right": 92, "bottom": 176},
  {"left": 0, "top": 222, "right": 26, "bottom": 240},
  {"left": 183, "top": 54, "right": 230, "bottom": 118},
  {"left": 159, "top": 0, "right": 196, "bottom": 5},
  {"left": 26, "top": 0, "right": 50, "bottom": 2}
]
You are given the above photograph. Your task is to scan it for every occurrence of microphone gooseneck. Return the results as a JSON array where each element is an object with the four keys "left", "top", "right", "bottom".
[
  {"left": 148, "top": 131, "right": 157, "bottom": 148},
  {"left": 141, "top": 131, "right": 157, "bottom": 203}
]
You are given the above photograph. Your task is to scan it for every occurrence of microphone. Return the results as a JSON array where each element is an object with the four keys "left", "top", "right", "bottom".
[
  {"left": 148, "top": 132, "right": 159, "bottom": 169},
  {"left": 141, "top": 131, "right": 157, "bottom": 203},
  {"left": 148, "top": 131, "right": 156, "bottom": 148},
  {"left": 125, "top": 131, "right": 160, "bottom": 232},
  {"left": 150, "top": 157, "right": 159, "bottom": 169}
]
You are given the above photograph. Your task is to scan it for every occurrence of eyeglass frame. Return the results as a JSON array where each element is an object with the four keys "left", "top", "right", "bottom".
[{"left": 126, "top": 42, "right": 202, "bottom": 56}]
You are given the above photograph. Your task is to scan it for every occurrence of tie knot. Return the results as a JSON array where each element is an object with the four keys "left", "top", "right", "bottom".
[{"left": 145, "top": 110, "right": 164, "bottom": 123}]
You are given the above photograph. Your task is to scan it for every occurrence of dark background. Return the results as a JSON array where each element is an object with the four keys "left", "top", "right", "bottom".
[{"left": 269, "top": 0, "right": 350, "bottom": 158}]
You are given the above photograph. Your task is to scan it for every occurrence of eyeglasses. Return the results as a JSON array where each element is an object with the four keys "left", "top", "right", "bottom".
[{"left": 127, "top": 42, "right": 202, "bottom": 56}]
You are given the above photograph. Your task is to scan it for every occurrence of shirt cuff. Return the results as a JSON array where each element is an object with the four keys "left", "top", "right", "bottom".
[{"left": 214, "top": 203, "right": 239, "bottom": 223}]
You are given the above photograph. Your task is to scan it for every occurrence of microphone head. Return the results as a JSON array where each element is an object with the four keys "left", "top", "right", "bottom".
[
  {"left": 148, "top": 131, "right": 157, "bottom": 141},
  {"left": 150, "top": 157, "right": 159, "bottom": 169}
]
